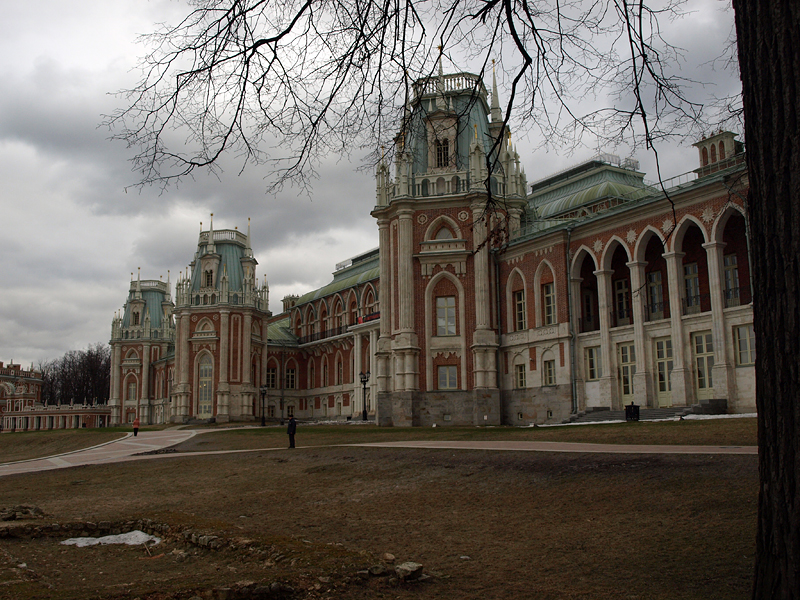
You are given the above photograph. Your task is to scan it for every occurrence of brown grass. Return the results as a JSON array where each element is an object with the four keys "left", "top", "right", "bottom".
[
  {"left": 177, "top": 416, "right": 757, "bottom": 453},
  {"left": 0, "top": 420, "right": 758, "bottom": 600}
]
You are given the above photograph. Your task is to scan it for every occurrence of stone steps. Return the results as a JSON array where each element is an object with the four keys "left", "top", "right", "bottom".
[{"left": 562, "top": 399, "right": 727, "bottom": 424}]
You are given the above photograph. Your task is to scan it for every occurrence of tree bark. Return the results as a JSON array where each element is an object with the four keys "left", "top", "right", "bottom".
[{"left": 733, "top": 1, "right": 800, "bottom": 598}]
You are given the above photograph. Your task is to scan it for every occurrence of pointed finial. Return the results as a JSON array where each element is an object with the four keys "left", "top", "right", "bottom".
[{"left": 491, "top": 60, "right": 502, "bottom": 123}]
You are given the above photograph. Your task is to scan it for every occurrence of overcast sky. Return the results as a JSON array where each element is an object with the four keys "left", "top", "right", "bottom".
[{"left": 0, "top": 0, "right": 740, "bottom": 368}]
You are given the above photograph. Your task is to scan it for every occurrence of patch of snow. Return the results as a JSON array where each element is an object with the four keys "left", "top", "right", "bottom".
[{"left": 61, "top": 530, "right": 161, "bottom": 548}]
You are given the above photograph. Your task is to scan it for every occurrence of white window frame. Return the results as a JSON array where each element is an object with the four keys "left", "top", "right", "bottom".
[
  {"left": 542, "top": 283, "right": 556, "bottom": 325},
  {"left": 514, "top": 363, "right": 526, "bottom": 389},
  {"left": 735, "top": 324, "right": 755, "bottom": 366},
  {"left": 543, "top": 360, "right": 556, "bottom": 386},
  {"left": 436, "top": 296, "right": 457, "bottom": 336},
  {"left": 585, "top": 347, "right": 602, "bottom": 381},
  {"left": 438, "top": 365, "right": 458, "bottom": 390},
  {"left": 514, "top": 290, "right": 526, "bottom": 331}
]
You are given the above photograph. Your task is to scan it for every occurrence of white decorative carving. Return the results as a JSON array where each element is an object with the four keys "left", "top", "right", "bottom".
[
  {"left": 191, "top": 315, "right": 198, "bottom": 322},
  {"left": 626, "top": 229, "right": 637, "bottom": 245},
  {"left": 213, "top": 314, "right": 219, "bottom": 320},
  {"left": 701, "top": 207, "right": 715, "bottom": 224},
  {"left": 661, "top": 219, "right": 674, "bottom": 234},
  {"left": 458, "top": 210, "right": 469, "bottom": 222},
  {"left": 417, "top": 214, "right": 428, "bottom": 224},
  {"left": 593, "top": 239, "right": 603, "bottom": 253}
]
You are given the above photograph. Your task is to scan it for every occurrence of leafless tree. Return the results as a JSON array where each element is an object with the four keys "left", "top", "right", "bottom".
[
  {"left": 39, "top": 344, "right": 111, "bottom": 405},
  {"left": 105, "top": 0, "right": 702, "bottom": 193}
]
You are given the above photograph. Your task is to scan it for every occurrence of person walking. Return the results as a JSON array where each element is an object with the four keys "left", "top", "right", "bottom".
[
  {"left": 132, "top": 417, "right": 140, "bottom": 437},
  {"left": 287, "top": 415, "right": 297, "bottom": 448}
]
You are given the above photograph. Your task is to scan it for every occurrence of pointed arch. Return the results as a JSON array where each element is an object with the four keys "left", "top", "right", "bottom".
[
  {"left": 633, "top": 226, "right": 668, "bottom": 263},
  {"left": 570, "top": 245, "right": 598, "bottom": 279},
  {"left": 424, "top": 270, "right": 468, "bottom": 391},
  {"left": 194, "top": 350, "right": 215, "bottom": 418},
  {"left": 505, "top": 267, "right": 528, "bottom": 332},
  {"left": 600, "top": 235, "right": 632, "bottom": 271},
  {"left": 711, "top": 203, "right": 747, "bottom": 242},
  {"left": 424, "top": 214, "right": 462, "bottom": 241},
  {"left": 533, "top": 259, "right": 558, "bottom": 328},
  {"left": 671, "top": 215, "right": 709, "bottom": 253}
]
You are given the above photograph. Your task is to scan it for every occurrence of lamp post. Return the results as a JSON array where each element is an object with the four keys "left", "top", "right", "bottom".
[
  {"left": 359, "top": 371, "right": 370, "bottom": 421},
  {"left": 259, "top": 385, "right": 268, "bottom": 426}
]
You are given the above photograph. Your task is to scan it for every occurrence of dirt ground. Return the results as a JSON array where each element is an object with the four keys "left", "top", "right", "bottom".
[{"left": 0, "top": 439, "right": 757, "bottom": 600}]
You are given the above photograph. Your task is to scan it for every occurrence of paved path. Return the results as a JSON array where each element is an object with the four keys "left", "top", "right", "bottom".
[
  {"left": 346, "top": 440, "right": 758, "bottom": 455},
  {"left": 0, "top": 430, "right": 197, "bottom": 478},
  {"left": 0, "top": 432, "right": 757, "bottom": 478}
]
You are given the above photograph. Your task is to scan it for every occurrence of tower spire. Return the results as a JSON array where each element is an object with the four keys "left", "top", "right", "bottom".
[{"left": 491, "top": 59, "right": 502, "bottom": 123}]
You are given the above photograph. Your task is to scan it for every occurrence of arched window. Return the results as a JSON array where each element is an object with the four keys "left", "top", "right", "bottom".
[
  {"left": 205, "top": 270, "right": 213, "bottom": 287},
  {"left": 198, "top": 355, "right": 213, "bottom": 417},
  {"left": 710, "top": 144, "right": 717, "bottom": 163},
  {"left": 435, "top": 227, "right": 454, "bottom": 240},
  {"left": 719, "top": 141, "right": 726, "bottom": 160},
  {"left": 126, "top": 380, "right": 137, "bottom": 401},
  {"left": 702, "top": 147, "right": 709, "bottom": 166}
]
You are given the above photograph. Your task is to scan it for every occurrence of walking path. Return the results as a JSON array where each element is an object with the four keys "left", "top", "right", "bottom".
[
  {"left": 347, "top": 440, "right": 758, "bottom": 455},
  {"left": 0, "top": 430, "right": 197, "bottom": 478},
  {"left": 0, "top": 430, "right": 757, "bottom": 478}
]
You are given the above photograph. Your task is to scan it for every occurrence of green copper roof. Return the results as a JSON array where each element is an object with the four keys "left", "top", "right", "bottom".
[
  {"left": 530, "top": 162, "right": 649, "bottom": 219},
  {"left": 295, "top": 251, "right": 380, "bottom": 307},
  {"left": 266, "top": 317, "right": 297, "bottom": 344}
]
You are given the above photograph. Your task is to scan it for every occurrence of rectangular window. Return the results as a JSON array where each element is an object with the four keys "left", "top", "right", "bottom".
[
  {"left": 268, "top": 405, "right": 275, "bottom": 418},
  {"left": 724, "top": 254, "right": 740, "bottom": 306},
  {"left": 543, "top": 360, "right": 556, "bottom": 386},
  {"left": 614, "top": 278, "right": 630, "bottom": 323},
  {"left": 543, "top": 283, "right": 556, "bottom": 325},
  {"left": 585, "top": 347, "right": 602, "bottom": 380},
  {"left": 735, "top": 324, "right": 755, "bottom": 366},
  {"left": 684, "top": 262, "right": 700, "bottom": 312},
  {"left": 514, "top": 290, "right": 526, "bottom": 331},
  {"left": 127, "top": 381, "right": 137, "bottom": 401},
  {"left": 336, "top": 361, "right": 343, "bottom": 385},
  {"left": 266, "top": 368, "right": 277, "bottom": 389},
  {"left": 436, "top": 139, "right": 449, "bottom": 168},
  {"left": 286, "top": 368, "right": 296, "bottom": 390},
  {"left": 438, "top": 365, "right": 458, "bottom": 390},
  {"left": 514, "top": 364, "right": 526, "bottom": 389},
  {"left": 646, "top": 271, "right": 664, "bottom": 319},
  {"left": 436, "top": 296, "right": 456, "bottom": 336}
]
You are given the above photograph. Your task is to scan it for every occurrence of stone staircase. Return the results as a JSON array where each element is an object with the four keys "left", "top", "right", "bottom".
[{"left": 562, "top": 398, "right": 728, "bottom": 424}]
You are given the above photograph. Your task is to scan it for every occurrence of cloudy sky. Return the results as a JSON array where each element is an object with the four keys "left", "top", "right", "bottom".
[{"left": 0, "top": 0, "right": 740, "bottom": 368}]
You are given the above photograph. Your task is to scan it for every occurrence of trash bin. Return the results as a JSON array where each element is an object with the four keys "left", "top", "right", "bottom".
[{"left": 625, "top": 402, "right": 640, "bottom": 421}]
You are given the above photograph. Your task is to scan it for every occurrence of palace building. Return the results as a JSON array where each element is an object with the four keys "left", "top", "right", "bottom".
[{"left": 109, "top": 66, "right": 754, "bottom": 426}]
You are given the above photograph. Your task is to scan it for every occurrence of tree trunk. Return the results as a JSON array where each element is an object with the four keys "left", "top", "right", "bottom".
[{"left": 732, "top": 1, "right": 800, "bottom": 598}]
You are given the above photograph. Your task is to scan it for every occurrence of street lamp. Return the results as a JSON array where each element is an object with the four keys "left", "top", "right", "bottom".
[
  {"left": 359, "top": 371, "right": 370, "bottom": 421},
  {"left": 259, "top": 385, "right": 268, "bottom": 426}
]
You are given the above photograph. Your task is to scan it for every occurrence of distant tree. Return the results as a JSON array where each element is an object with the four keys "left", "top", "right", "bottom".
[{"left": 40, "top": 344, "right": 111, "bottom": 405}]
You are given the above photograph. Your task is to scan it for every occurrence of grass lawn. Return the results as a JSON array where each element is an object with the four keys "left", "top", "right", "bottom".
[{"left": 176, "top": 416, "right": 757, "bottom": 453}]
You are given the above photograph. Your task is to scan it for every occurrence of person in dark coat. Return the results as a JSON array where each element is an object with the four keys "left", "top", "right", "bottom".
[{"left": 287, "top": 416, "right": 297, "bottom": 448}]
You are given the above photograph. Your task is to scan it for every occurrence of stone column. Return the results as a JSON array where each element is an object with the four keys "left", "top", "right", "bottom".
[
  {"left": 375, "top": 218, "right": 395, "bottom": 426},
  {"left": 594, "top": 269, "right": 617, "bottom": 408},
  {"left": 397, "top": 210, "right": 415, "bottom": 333},
  {"left": 663, "top": 251, "right": 693, "bottom": 406},
  {"left": 109, "top": 343, "right": 122, "bottom": 424},
  {"left": 242, "top": 312, "right": 253, "bottom": 417},
  {"left": 703, "top": 241, "right": 735, "bottom": 400},
  {"left": 141, "top": 342, "right": 151, "bottom": 422},
  {"left": 471, "top": 203, "right": 498, "bottom": 389},
  {"left": 179, "top": 311, "right": 191, "bottom": 419},
  {"left": 627, "top": 261, "right": 653, "bottom": 407},
  {"left": 217, "top": 309, "right": 230, "bottom": 421},
  {"left": 570, "top": 277, "right": 586, "bottom": 411},
  {"left": 354, "top": 332, "right": 363, "bottom": 414}
]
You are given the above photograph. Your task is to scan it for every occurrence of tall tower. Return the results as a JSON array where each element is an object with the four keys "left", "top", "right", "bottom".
[
  {"left": 171, "top": 218, "right": 270, "bottom": 423},
  {"left": 372, "top": 63, "right": 527, "bottom": 426},
  {"left": 109, "top": 270, "right": 175, "bottom": 425}
]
